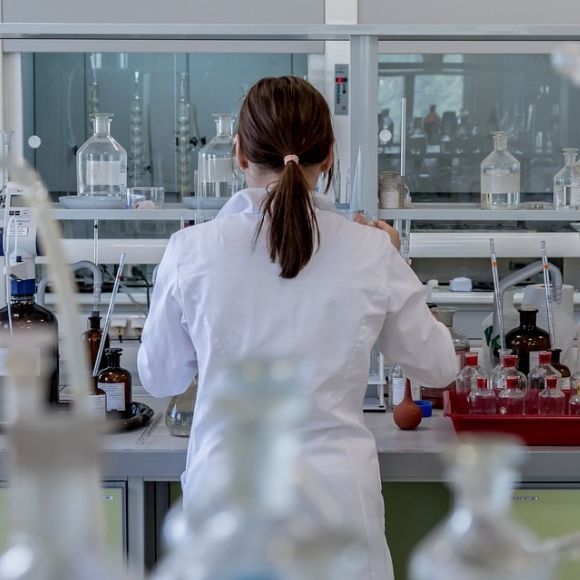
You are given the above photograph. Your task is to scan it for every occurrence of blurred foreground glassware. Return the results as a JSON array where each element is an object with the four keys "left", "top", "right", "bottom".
[
  {"left": 165, "top": 377, "right": 197, "bottom": 437},
  {"left": 76, "top": 113, "right": 127, "bottom": 198},
  {"left": 153, "top": 360, "right": 365, "bottom": 580},
  {"left": 480, "top": 131, "right": 520, "bottom": 210},
  {"left": 553, "top": 147, "right": 580, "bottom": 209},
  {"left": 410, "top": 435, "right": 556, "bottom": 580},
  {"left": 197, "top": 113, "right": 240, "bottom": 201}
]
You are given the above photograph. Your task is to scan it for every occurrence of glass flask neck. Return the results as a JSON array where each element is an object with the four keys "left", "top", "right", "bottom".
[
  {"left": 519, "top": 309, "right": 538, "bottom": 329},
  {"left": 492, "top": 131, "right": 508, "bottom": 151},
  {"left": 214, "top": 114, "right": 234, "bottom": 137},
  {"left": 92, "top": 114, "right": 112, "bottom": 136},
  {"left": 178, "top": 72, "right": 190, "bottom": 102},
  {"left": 88, "top": 312, "right": 102, "bottom": 330},
  {"left": 563, "top": 148, "right": 578, "bottom": 167},
  {"left": 10, "top": 293, "right": 34, "bottom": 304}
]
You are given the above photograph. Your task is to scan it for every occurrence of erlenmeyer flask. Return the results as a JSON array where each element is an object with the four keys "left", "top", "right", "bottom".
[
  {"left": 165, "top": 377, "right": 197, "bottom": 437},
  {"left": 410, "top": 435, "right": 555, "bottom": 580}
]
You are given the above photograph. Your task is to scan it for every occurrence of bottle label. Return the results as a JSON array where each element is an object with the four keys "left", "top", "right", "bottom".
[
  {"left": 529, "top": 351, "right": 541, "bottom": 372},
  {"left": 89, "top": 394, "right": 106, "bottom": 416},
  {"left": 560, "top": 377, "right": 571, "bottom": 391},
  {"left": 570, "top": 185, "right": 580, "bottom": 206},
  {"left": 391, "top": 377, "right": 406, "bottom": 406},
  {"left": 86, "top": 160, "right": 124, "bottom": 188},
  {"left": 98, "top": 382, "right": 125, "bottom": 412}
]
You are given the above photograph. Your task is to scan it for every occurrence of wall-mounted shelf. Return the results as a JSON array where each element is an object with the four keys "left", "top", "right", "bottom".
[{"left": 379, "top": 204, "right": 580, "bottom": 222}]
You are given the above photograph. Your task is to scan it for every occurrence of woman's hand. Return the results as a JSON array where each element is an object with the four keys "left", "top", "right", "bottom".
[{"left": 353, "top": 213, "right": 401, "bottom": 250}]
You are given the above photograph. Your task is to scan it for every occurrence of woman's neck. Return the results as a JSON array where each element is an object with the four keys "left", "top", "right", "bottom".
[{"left": 243, "top": 162, "right": 321, "bottom": 191}]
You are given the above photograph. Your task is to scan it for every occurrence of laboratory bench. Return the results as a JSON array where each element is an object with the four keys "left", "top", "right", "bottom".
[{"left": 0, "top": 396, "right": 579, "bottom": 578}]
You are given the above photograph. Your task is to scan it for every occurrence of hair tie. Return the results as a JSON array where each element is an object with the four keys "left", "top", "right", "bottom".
[{"left": 283, "top": 154, "right": 299, "bottom": 166}]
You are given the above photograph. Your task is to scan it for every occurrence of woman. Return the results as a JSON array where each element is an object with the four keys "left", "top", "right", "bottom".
[{"left": 138, "top": 76, "right": 456, "bottom": 579}]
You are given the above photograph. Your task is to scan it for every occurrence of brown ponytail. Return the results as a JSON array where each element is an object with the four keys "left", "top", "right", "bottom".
[{"left": 237, "top": 77, "right": 335, "bottom": 279}]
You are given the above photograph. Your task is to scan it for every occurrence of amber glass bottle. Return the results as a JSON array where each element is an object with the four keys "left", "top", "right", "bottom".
[
  {"left": 81, "top": 310, "right": 110, "bottom": 389},
  {"left": 551, "top": 349, "right": 571, "bottom": 391},
  {"left": 505, "top": 306, "right": 550, "bottom": 375},
  {"left": 97, "top": 348, "right": 132, "bottom": 419},
  {"left": 0, "top": 278, "right": 59, "bottom": 404}
]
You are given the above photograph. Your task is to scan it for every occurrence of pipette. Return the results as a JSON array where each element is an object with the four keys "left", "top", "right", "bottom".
[
  {"left": 350, "top": 145, "right": 362, "bottom": 215},
  {"left": 489, "top": 238, "right": 506, "bottom": 351},
  {"left": 541, "top": 241, "right": 555, "bottom": 347},
  {"left": 92, "top": 253, "right": 126, "bottom": 377}
]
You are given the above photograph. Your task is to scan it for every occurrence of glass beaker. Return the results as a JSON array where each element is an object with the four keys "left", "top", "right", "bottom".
[
  {"left": 165, "top": 377, "right": 197, "bottom": 437},
  {"left": 76, "top": 113, "right": 127, "bottom": 197},
  {"left": 553, "top": 147, "right": 580, "bottom": 209},
  {"left": 197, "top": 113, "right": 240, "bottom": 200},
  {"left": 480, "top": 131, "right": 520, "bottom": 209},
  {"left": 410, "top": 435, "right": 555, "bottom": 580}
]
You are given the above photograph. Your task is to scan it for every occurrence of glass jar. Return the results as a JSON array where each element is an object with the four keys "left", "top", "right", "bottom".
[
  {"left": 76, "top": 113, "right": 127, "bottom": 198},
  {"left": 197, "top": 113, "right": 240, "bottom": 200},
  {"left": 505, "top": 306, "right": 550, "bottom": 375},
  {"left": 553, "top": 147, "right": 580, "bottom": 209},
  {"left": 455, "top": 352, "right": 487, "bottom": 414},
  {"left": 165, "top": 377, "right": 198, "bottom": 437},
  {"left": 468, "top": 376, "right": 497, "bottom": 415},
  {"left": 480, "top": 131, "right": 520, "bottom": 209},
  {"left": 569, "top": 385, "right": 580, "bottom": 416},
  {"left": 538, "top": 375, "right": 565, "bottom": 416},
  {"left": 410, "top": 436, "right": 554, "bottom": 580},
  {"left": 527, "top": 351, "right": 561, "bottom": 416},
  {"left": 491, "top": 354, "right": 526, "bottom": 396}
]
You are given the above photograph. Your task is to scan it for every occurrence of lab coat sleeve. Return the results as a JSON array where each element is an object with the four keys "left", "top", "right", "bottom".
[
  {"left": 138, "top": 236, "right": 198, "bottom": 397},
  {"left": 376, "top": 246, "right": 457, "bottom": 388}
]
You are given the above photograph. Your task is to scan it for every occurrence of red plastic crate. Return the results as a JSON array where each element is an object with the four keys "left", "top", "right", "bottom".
[{"left": 443, "top": 390, "right": 580, "bottom": 446}]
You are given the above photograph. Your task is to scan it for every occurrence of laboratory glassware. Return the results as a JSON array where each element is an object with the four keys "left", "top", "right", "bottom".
[
  {"left": 76, "top": 113, "right": 127, "bottom": 198},
  {"left": 409, "top": 435, "right": 556, "bottom": 580},
  {"left": 538, "top": 375, "right": 565, "bottom": 415},
  {"left": 197, "top": 113, "right": 239, "bottom": 200},
  {"left": 431, "top": 306, "right": 469, "bottom": 370},
  {"left": 527, "top": 351, "right": 561, "bottom": 415},
  {"left": 96, "top": 348, "right": 132, "bottom": 419},
  {"left": 491, "top": 354, "right": 526, "bottom": 396},
  {"left": 505, "top": 306, "right": 550, "bottom": 375},
  {"left": 153, "top": 359, "right": 366, "bottom": 580},
  {"left": 176, "top": 72, "right": 193, "bottom": 199},
  {"left": 129, "top": 71, "right": 146, "bottom": 188},
  {"left": 553, "top": 147, "right": 580, "bottom": 209},
  {"left": 480, "top": 131, "right": 520, "bottom": 209},
  {"left": 0, "top": 130, "right": 13, "bottom": 206},
  {"left": 455, "top": 352, "right": 486, "bottom": 414},
  {"left": 165, "top": 377, "right": 198, "bottom": 437},
  {"left": 498, "top": 375, "right": 525, "bottom": 415},
  {"left": 551, "top": 348, "right": 571, "bottom": 390},
  {"left": 81, "top": 310, "right": 110, "bottom": 388},
  {"left": 569, "top": 384, "right": 580, "bottom": 415},
  {"left": 489, "top": 238, "right": 506, "bottom": 354},
  {"left": 468, "top": 376, "right": 497, "bottom": 415},
  {"left": 388, "top": 364, "right": 419, "bottom": 409},
  {"left": 0, "top": 279, "right": 60, "bottom": 406}
]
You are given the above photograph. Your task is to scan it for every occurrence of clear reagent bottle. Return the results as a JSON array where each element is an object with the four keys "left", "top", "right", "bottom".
[
  {"left": 538, "top": 375, "right": 565, "bottom": 416},
  {"left": 469, "top": 376, "right": 497, "bottom": 415},
  {"left": 498, "top": 375, "right": 525, "bottom": 416}
]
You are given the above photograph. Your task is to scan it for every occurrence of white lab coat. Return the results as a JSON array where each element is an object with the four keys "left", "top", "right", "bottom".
[{"left": 138, "top": 188, "right": 457, "bottom": 580}]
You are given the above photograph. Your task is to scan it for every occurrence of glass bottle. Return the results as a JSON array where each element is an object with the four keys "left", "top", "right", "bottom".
[
  {"left": 431, "top": 306, "right": 470, "bottom": 370},
  {"left": 569, "top": 384, "right": 580, "bottom": 416},
  {"left": 388, "top": 363, "right": 420, "bottom": 409},
  {"left": 410, "top": 436, "right": 554, "bottom": 580},
  {"left": 505, "top": 306, "right": 550, "bottom": 375},
  {"left": 153, "top": 360, "right": 365, "bottom": 580},
  {"left": 480, "top": 131, "right": 520, "bottom": 210},
  {"left": 455, "top": 352, "right": 486, "bottom": 414},
  {"left": 81, "top": 310, "right": 110, "bottom": 380},
  {"left": 96, "top": 348, "right": 132, "bottom": 419},
  {"left": 491, "top": 354, "right": 526, "bottom": 397},
  {"left": 538, "top": 375, "right": 565, "bottom": 416},
  {"left": 498, "top": 375, "right": 525, "bottom": 415},
  {"left": 76, "top": 113, "right": 127, "bottom": 198},
  {"left": 469, "top": 376, "right": 497, "bottom": 415},
  {"left": 553, "top": 147, "right": 580, "bottom": 209},
  {"left": 551, "top": 348, "right": 571, "bottom": 390},
  {"left": 165, "top": 377, "right": 198, "bottom": 437},
  {"left": 197, "top": 113, "right": 239, "bottom": 200},
  {"left": 0, "top": 278, "right": 60, "bottom": 405},
  {"left": 527, "top": 351, "right": 561, "bottom": 416}
]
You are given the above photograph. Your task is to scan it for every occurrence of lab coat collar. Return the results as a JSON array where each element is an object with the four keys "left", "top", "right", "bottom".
[{"left": 216, "top": 188, "right": 339, "bottom": 219}]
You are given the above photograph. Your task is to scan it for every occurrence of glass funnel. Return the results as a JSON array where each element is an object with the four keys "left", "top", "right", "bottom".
[
  {"left": 197, "top": 113, "right": 240, "bottom": 201},
  {"left": 76, "top": 113, "right": 127, "bottom": 198},
  {"left": 553, "top": 147, "right": 580, "bottom": 209},
  {"left": 410, "top": 435, "right": 555, "bottom": 580},
  {"left": 480, "top": 131, "right": 520, "bottom": 210},
  {"left": 153, "top": 360, "right": 365, "bottom": 580}
]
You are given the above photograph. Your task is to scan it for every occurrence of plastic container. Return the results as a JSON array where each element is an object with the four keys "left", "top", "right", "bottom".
[
  {"left": 444, "top": 389, "right": 577, "bottom": 446},
  {"left": 415, "top": 400, "right": 433, "bottom": 418}
]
